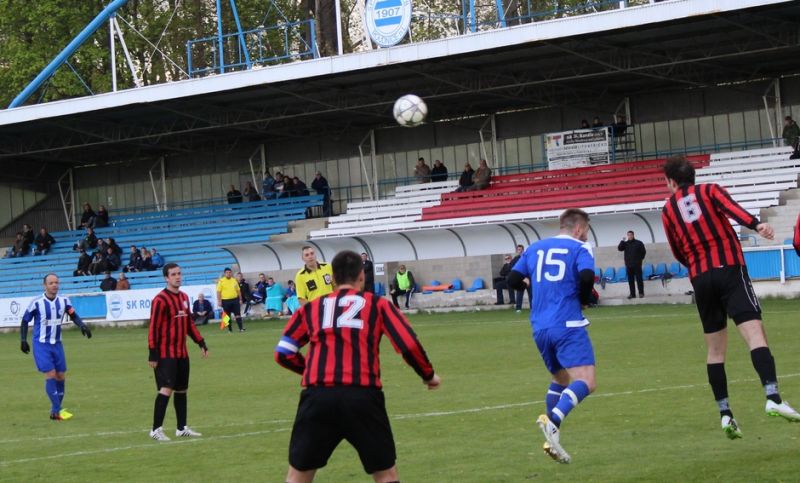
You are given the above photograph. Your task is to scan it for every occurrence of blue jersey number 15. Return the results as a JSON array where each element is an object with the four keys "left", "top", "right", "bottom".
[{"left": 535, "top": 248, "right": 568, "bottom": 282}]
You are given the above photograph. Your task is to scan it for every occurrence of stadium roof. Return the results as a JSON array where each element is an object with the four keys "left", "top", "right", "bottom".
[{"left": 0, "top": 0, "right": 798, "bottom": 177}]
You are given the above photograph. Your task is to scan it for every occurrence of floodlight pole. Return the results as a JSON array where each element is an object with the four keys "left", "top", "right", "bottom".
[
  {"left": 9, "top": 0, "right": 130, "bottom": 108},
  {"left": 216, "top": 0, "right": 225, "bottom": 74},
  {"left": 110, "top": 18, "right": 117, "bottom": 92},
  {"left": 335, "top": 0, "right": 344, "bottom": 55}
]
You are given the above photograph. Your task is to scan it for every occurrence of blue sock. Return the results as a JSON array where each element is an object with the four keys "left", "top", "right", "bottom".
[
  {"left": 45, "top": 379, "right": 61, "bottom": 414},
  {"left": 551, "top": 380, "right": 590, "bottom": 427},
  {"left": 56, "top": 380, "right": 65, "bottom": 404},
  {"left": 546, "top": 382, "right": 566, "bottom": 419}
]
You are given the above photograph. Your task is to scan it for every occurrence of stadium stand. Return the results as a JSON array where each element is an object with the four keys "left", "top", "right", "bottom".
[
  {"left": 311, "top": 147, "right": 800, "bottom": 239},
  {"left": 0, "top": 196, "right": 322, "bottom": 298}
]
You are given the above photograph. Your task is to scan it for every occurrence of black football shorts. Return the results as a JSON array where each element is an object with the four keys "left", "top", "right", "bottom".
[
  {"left": 690, "top": 265, "right": 762, "bottom": 334},
  {"left": 154, "top": 358, "right": 190, "bottom": 391},
  {"left": 288, "top": 386, "right": 396, "bottom": 474}
]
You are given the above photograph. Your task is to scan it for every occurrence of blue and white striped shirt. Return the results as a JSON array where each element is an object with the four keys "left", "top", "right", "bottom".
[{"left": 22, "top": 294, "right": 74, "bottom": 345}]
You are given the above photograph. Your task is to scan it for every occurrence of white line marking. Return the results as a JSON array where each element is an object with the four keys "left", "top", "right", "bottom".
[{"left": 3, "top": 372, "right": 798, "bottom": 466}]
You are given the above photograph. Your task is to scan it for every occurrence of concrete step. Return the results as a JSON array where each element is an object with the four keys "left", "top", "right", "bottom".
[
  {"left": 600, "top": 294, "right": 694, "bottom": 306},
  {"left": 268, "top": 217, "right": 329, "bottom": 242}
]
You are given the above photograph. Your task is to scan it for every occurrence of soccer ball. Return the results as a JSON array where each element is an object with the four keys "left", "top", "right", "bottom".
[{"left": 393, "top": 94, "right": 427, "bottom": 127}]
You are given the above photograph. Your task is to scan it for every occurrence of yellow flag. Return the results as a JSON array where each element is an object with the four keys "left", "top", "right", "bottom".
[{"left": 219, "top": 311, "right": 230, "bottom": 330}]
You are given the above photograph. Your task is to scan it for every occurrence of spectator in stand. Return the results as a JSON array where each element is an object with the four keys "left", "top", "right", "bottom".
[
  {"left": 612, "top": 114, "right": 628, "bottom": 138},
  {"left": 140, "top": 247, "right": 154, "bottom": 271},
  {"left": 6, "top": 232, "right": 26, "bottom": 258},
  {"left": 361, "top": 252, "right": 375, "bottom": 293},
  {"left": 265, "top": 277, "right": 285, "bottom": 316},
  {"left": 150, "top": 248, "right": 164, "bottom": 268},
  {"left": 107, "top": 237, "right": 122, "bottom": 256},
  {"left": 311, "top": 171, "right": 333, "bottom": 217},
  {"left": 192, "top": 293, "right": 213, "bottom": 326},
  {"left": 96, "top": 239, "right": 108, "bottom": 257},
  {"left": 467, "top": 159, "right": 492, "bottom": 191},
  {"left": 100, "top": 271, "right": 117, "bottom": 292},
  {"left": 79, "top": 203, "right": 96, "bottom": 228},
  {"left": 89, "top": 250, "right": 106, "bottom": 275},
  {"left": 414, "top": 157, "right": 431, "bottom": 184},
  {"left": 592, "top": 116, "right": 604, "bottom": 128},
  {"left": 74, "top": 227, "right": 98, "bottom": 252},
  {"left": 74, "top": 248, "right": 91, "bottom": 276},
  {"left": 236, "top": 272, "right": 253, "bottom": 315},
  {"left": 283, "top": 280, "right": 301, "bottom": 315},
  {"left": 431, "top": 160, "right": 448, "bottom": 182},
  {"left": 494, "top": 254, "right": 516, "bottom": 305},
  {"left": 580, "top": 119, "right": 590, "bottom": 129},
  {"left": 243, "top": 181, "right": 261, "bottom": 202},
  {"left": 618, "top": 230, "right": 647, "bottom": 299},
  {"left": 390, "top": 264, "right": 416, "bottom": 310},
  {"left": 93, "top": 205, "right": 109, "bottom": 228},
  {"left": 105, "top": 247, "right": 121, "bottom": 272},
  {"left": 283, "top": 176, "right": 297, "bottom": 196},
  {"left": 34, "top": 227, "right": 55, "bottom": 255},
  {"left": 783, "top": 116, "right": 800, "bottom": 157},
  {"left": 117, "top": 272, "right": 130, "bottom": 290},
  {"left": 21, "top": 224, "right": 34, "bottom": 254},
  {"left": 262, "top": 172, "right": 277, "bottom": 199},
  {"left": 293, "top": 176, "right": 309, "bottom": 196},
  {"left": 227, "top": 184, "right": 243, "bottom": 204},
  {"left": 455, "top": 163, "right": 475, "bottom": 192},
  {"left": 274, "top": 173, "right": 286, "bottom": 197},
  {"left": 125, "top": 245, "right": 142, "bottom": 272},
  {"left": 510, "top": 244, "right": 532, "bottom": 312}
]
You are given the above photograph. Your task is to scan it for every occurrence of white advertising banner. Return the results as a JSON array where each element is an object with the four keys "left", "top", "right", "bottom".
[
  {"left": 0, "top": 295, "right": 36, "bottom": 327},
  {"left": 545, "top": 128, "right": 611, "bottom": 170},
  {"left": 105, "top": 285, "right": 217, "bottom": 321}
]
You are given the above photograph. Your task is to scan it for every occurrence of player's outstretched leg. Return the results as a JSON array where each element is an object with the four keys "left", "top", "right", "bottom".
[
  {"left": 537, "top": 414, "right": 570, "bottom": 464},
  {"left": 546, "top": 382, "right": 566, "bottom": 420},
  {"left": 707, "top": 362, "right": 741, "bottom": 439},
  {"left": 174, "top": 392, "right": 202, "bottom": 437}
]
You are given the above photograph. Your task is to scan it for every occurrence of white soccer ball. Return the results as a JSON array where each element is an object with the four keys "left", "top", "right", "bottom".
[{"left": 393, "top": 94, "right": 428, "bottom": 127}]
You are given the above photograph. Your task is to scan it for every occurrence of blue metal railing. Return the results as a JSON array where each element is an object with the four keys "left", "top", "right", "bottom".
[{"left": 187, "top": 19, "right": 317, "bottom": 77}]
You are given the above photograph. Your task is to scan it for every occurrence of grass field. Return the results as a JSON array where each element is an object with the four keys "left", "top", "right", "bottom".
[{"left": 2, "top": 299, "right": 800, "bottom": 482}]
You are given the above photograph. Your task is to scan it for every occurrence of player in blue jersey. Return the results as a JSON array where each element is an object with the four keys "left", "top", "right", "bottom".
[
  {"left": 20, "top": 274, "right": 93, "bottom": 420},
  {"left": 507, "top": 208, "right": 597, "bottom": 464}
]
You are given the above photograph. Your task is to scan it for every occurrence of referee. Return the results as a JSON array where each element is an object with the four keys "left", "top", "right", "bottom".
[
  {"left": 662, "top": 155, "right": 800, "bottom": 439},
  {"left": 216, "top": 267, "right": 244, "bottom": 332},
  {"left": 148, "top": 263, "right": 208, "bottom": 441},
  {"left": 276, "top": 250, "right": 441, "bottom": 482},
  {"left": 294, "top": 246, "right": 334, "bottom": 304}
]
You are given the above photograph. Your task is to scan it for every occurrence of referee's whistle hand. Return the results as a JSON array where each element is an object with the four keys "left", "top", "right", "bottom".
[
  {"left": 148, "top": 361, "right": 158, "bottom": 369},
  {"left": 425, "top": 374, "right": 441, "bottom": 390}
]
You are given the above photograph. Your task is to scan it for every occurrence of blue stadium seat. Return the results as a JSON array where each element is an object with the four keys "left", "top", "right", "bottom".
[
  {"left": 602, "top": 267, "right": 615, "bottom": 282},
  {"left": 653, "top": 263, "right": 667, "bottom": 279},
  {"left": 465, "top": 278, "right": 485, "bottom": 292},
  {"left": 642, "top": 264, "right": 654, "bottom": 280},
  {"left": 668, "top": 262, "right": 681, "bottom": 276},
  {"left": 677, "top": 265, "right": 689, "bottom": 278},
  {"left": 443, "top": 279, "right": 463, "bottom": 293},
  {"left": 615, "top": 267, "right": 627, "bottom": 283}
]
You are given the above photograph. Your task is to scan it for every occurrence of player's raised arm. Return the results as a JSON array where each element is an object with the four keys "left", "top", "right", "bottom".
[
  {"left": 380, "top": 299, "right": 436, "bottom": 385},
  {"left": 275, "top": 309, "right": 310, "bottom": 375}
]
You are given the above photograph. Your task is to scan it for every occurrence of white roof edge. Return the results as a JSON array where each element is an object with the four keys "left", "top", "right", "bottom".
[{"left": 0, "top": 0, "right": 789, "bottom": 126}]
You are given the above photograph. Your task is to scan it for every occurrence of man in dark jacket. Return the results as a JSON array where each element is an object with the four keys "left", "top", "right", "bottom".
[
  {"left": 227, "top": 184, "right": 243, "bottom": 204},
  {"left": 494, "top": 254, "right": 516, "bottom": 305},
  {"left": 125, "top": 245, "right": 142, "bottom": 272},
  {"left": 236, "top": 272, "right": 253, "bottom": 315},
  {"left": 361, "top": 253, "right": 375, "bottom": 293},
  {"left": 21, "top": 224, "right": 34, "bottom": 254},
  {"left": 34, "top": 228, "right": 56, "bottom": 255},
  {"left": 311, "top": 172, "right": 332, "bottom": 216},
  {"left": 192, "top": 293, "right": 213, "bottom": 325},
  {"left": 783, "top": 116, "right": 800, "bottom": 157},
  {"left": 618, "top": 230, "right": 647, "bottom": 299},
  {"left": 431, "top": 160, "right": 448, "bottom": 182},
  {"left": 100, "top": 271, "right": 117, "bottom": 291},
  {"left": 455, "top": 163, "right": 475, "bottom": 192},
  {"left": 74, "top": 248, "right": 91, "bottom": 276}
]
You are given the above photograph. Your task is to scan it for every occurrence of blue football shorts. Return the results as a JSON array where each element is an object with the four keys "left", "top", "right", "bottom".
[
  {"left": 533, "top": 326, "right": 595, "bottom": 374},
  {"left": 33, "top": 342, "right": 67, "bottom": 373}
]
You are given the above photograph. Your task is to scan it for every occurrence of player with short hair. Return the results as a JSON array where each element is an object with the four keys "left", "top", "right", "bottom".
[
  {"left": 148, "top": 262, "right": 209, "bottom": 441},
  {"left": 662, "top": 155, "right": 800, "bottom": 439},
  {"left": 20, "top": 273, "right": 92, "bottom": 420},
  {"left": 276, "top": 250, "right": 440, "bottom": 483},
  {"left": 507, "top": 208, "right": 597, "bottom": 464},
  {"left": 294, "top": 245, "right": 334, "bottom": 305}
]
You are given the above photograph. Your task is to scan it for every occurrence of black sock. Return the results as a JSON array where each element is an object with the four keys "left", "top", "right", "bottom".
[
  {"left": 153, "top": 393, "right": 170, "bottom": 431},
  {"left": 174, "top": 392, "right": 187, "bottom": 430},
  {"left": 236, "top": 316, "right": 243, "bottom": 330},
  {"left": 751, "top": 347, "right": 782, "bottom": 404},
  {"left": 707, "top": 363, "right": 731, "bottom": 416}
]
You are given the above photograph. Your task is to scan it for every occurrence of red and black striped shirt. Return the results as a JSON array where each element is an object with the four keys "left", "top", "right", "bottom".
[
  {"left": 275, "top": 288, "right": 434, "bottom": 389},
  {"left": 662, "top": 183, "right": 759, "bottom": 279},
  {"left": 148, "top": 289, "right": 204, "bottom": 360}
]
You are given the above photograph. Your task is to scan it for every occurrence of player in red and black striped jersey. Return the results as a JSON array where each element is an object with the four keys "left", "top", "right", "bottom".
[
  {"left": 147, "top": 263, "right": 209, "bottom": 442},
  {"left": 276, "top": 250, "right": 440, "bottom": 483},
  {"left": 662, "top": 156, "right": 800, "bottom": 439}
]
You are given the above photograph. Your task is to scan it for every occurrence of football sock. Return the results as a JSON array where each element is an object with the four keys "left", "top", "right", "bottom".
[
  {"left": 550, "top": 380, "right": 590, "bottom": 427},
  {"left": 56, "top": 380, "right": 65, "bottom": 404},
  {"left": 546, "top": 382, "right": 567, "bottom": 420},
  {"left": 174, "top": 392, "right": 187, "bottom": 430},
  {"left": 153, "top": 393, "right": 170, "bottom": 431},
  {"left": 707, "top": 363, "right": 732, "bottom": 416},
  {"left": 235, "top": 316, "right": 243, "bottom": 330},
  {"left": 750, "top": 347, "right": 782, "bottom": 404},
  {"left": 45, "top": 379, "right": 61, "bottom": 414}
]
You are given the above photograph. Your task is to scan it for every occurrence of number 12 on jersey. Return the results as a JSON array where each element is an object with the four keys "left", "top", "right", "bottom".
[
  {"left": 536, "top": 248, "right": 568, "bottom": 282},
  {"left": 322, "top": 295, "right": 365, "bottom": 329}
]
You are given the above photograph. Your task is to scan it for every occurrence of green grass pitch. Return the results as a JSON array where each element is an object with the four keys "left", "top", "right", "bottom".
[{"left": 2, "top": 299, "right": 799, "bottom": 482}]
